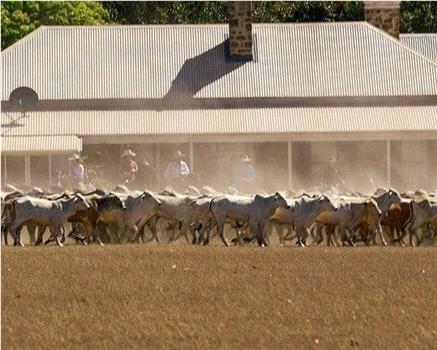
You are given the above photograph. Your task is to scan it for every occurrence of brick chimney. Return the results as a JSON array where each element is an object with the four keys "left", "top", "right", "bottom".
[
  {"left": 364, "top": 1, "right": 400, "bottom": 38},
  {"left": 229, "top": 1, "right": 253, "bottom": 60}
]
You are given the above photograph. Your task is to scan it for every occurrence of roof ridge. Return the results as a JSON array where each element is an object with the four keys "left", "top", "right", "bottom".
[
  {"left": 40, "top": 21, "right": 366, "bottom": 29},
  {"left": 400, "top": 33, "right": 437, "bottom": 37},
  {"left": 365, "top": 22, "right": 437, "bottom": 68}
]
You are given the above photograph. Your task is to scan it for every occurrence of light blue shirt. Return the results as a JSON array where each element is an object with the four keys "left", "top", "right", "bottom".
[
  {"left": 241, "top": 163, "right": 256, "bottom": 181},
  {"left": 164, "top": 160, "right": 190, "bottom": 181},
  {"left": 71, "top": 163, "right": 84, "bottom": 183}
]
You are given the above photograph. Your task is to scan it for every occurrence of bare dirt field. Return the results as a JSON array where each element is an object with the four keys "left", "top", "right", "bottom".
[{"left": 2, "top": 246, "right": 437, "bottom": 349}]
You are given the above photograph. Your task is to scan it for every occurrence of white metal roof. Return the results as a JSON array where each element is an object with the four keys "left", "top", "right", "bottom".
[
  {"left": 1, "top": 135, "right": 82, "bottom": 155},
  {"left": 2, "top": 107, "right": 436, "bottom": 137},
  {"left": 2, "top": 23, "right": 437, "bottom": 101},
  {"left": 400, "top": 34, "right": 437, "bottom": 62}
]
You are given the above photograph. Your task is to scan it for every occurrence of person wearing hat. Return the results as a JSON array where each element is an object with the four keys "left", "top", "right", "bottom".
[
  {"left": 164, "top": 150, "right": 190, "bottom": 188},
  {"left": 68, "top": 153, "right": 85, "bottom": 190},
  {"left": 237, "top": 155, "right": 256, "bottom": 193},
  {"left": 121, "top": 149, "right": 139, "bottom": 185},
  {"left": 323, "top": 155, "right": 345, "bottom": 191}
]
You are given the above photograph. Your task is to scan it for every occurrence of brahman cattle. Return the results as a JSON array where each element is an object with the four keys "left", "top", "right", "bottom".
[
  {"left": 8, "top": 194, "right": 90, "bottom": 246},
  {"left": 209, "top": 192, "right": 289, "bottom": 247}
]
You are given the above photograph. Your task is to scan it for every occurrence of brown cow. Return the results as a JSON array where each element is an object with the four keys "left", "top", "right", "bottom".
[{"left": 64, "top": 193, "right": 126, "bottom": 245}]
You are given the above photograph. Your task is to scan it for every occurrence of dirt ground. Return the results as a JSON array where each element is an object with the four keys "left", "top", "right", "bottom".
[{"left": 2, "top": 246, "right": 437, "bottom": 349}]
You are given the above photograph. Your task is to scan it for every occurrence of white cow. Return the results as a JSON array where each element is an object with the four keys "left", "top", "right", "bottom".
[
  {"left": 209, "top": 192, "right": 289, "bottom": 246},
  {"left": 8, "top": 194, "right": 90, "bottom": 246}
]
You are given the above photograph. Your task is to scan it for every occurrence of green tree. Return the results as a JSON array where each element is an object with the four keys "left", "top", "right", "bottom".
[
  {"left": 103, "top": 1, "right": 228, "bottom": 25},
  {"left": 102, "top": 1, "right": 364, "bottom": 25},
  {"left": 401, "top": 1, "right": 437, "bottom": 33},
  {"left": 104, "top": 1, "right": 436, "bottom": 33},
  {"left": 1, "top": 1, "right": 108, "bottom": 49}
]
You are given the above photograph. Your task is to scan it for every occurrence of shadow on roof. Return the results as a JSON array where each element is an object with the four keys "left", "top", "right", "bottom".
[{"left": 164, "top": 39, "right": 248, "bottom": 98}]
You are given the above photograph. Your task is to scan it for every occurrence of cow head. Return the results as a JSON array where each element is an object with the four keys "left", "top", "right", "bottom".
[
  {"left": 365, "top": 198, "right": 382, "bottom": 218},
  {"left": 141, "top": 191, "right": 162, "bottom": 208},
  {"left": 274, "top": 192, "right": 290, "bottom": 209},
  {"left": 73, "top": 194, "right": 91, "bottom": 211},
  {"left": 99, "top": 194, "right": 126, "bottom": 212},
  {"left": 317, "top": 195, "right": 337, "bottom": 212},
  {"left": 375, "top": 188, "right": 401, "bottom": 214}
]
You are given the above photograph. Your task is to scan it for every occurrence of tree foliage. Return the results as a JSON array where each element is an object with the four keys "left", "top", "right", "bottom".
[
  {"left": 1, "top": 1, "right": 108, "bottom": 49},
  {"left": 2, "top": 1, "right": 436, "bottom": 50},
  {"left": 103, "top": 1, "right": 436, "bottom": 32},
  {"left": 400, "top": 1, "right": 437, "bottom": 33},
  {"left": 102, "top": 1, "right": 364, "bottom": 25},
  {"left": 103, "top": 1, "right": 229, "bottom": 25}
]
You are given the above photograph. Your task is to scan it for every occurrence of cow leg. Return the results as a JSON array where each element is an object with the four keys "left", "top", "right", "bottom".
[
  {"left": 326, "top": 225, "right": 334, "bottom": 247},
  {"left": 248, "top": 220, "right": 263, "bottom": 247},
  {"left": 127, "top": 224, "right": 140, "bottom": 243},
  {"left": 44, "top": 225, "right": 60, "bottom": 246},
  {"left": 416, "top": 226, "right": 425, "bottom": 246},
  {"left": 373, "top": 223, "right": 387, "bottom": 246},
  {"left": 9, "top": 220, "right": 24, "bottom": 247},
  {"left": 216, "top": 218, "right": 229, "bottom": 247},
  {"left": 36, "top": 225, "right": 46, "bottom": 245},
  {"left": 385, "top": 226, "right": 395, "bottom": 245},
  {"left": 282, "top": 226, "right": 296, "bottom": 243},
  {"left": 26, "top": 222, "right": 37, "bottom": 245},
  {"left": 143, "top": 218, "right": 159, "bottom": 243},
  {"left": 2, "top": 225, "right": 9, "bottom": 246},
  {"left": 339, "top": 227, "right": 353, "bottom": 247},
  {"left": 51, "top": 225, "right": 63, "bottom": 247},
  {"left": 395, "top": 228, "right": 406, "bottom": 247},
  {"left": 97, "top": 223, "right": 112, "bottom": 244},
  {"left": 259, "top": 223, "right": 270, "bottom": 246},
  {"left": 86, "top": 222, "right": 103, "bottom": 246},
  {"left": 93, "top": 224, "right": 104, "bottom": 246},
  {"left": 409, "top": 226, "right": 417, "bottom": 247},
  {"left": 275, "top": 224, "right": 285, "bottom": 245},
  {"left": 295, "top": 227, "right": 308, "bottom": 247},
  {"left": 288, "top": 226, "right": 296, "bottom": 242},
  {"left": 12, "top": 226, "right": 24, "bottom": 247},
  {"left": 394, "top": 226, "right": 407, "bottom": 246},
  {"left": 252, "top": 222, "right": 266, "bottom": 247},
  {"left": 180, "top": 222, "right": 191, "bottom": 244},
  {"left": 308, "top": 224, "right": 321, "bottom": 246},
  {"left": 202, "top": 220, "right": 216, "bottom": 246},
  {"left": 316, "top": 225, "right": 324, "bottom": 245},
  {"left": 189, "top": 222, "right": 200, "bottom": 245},
  {"left": 129, "top": 222, "right": 145, "bottom": 243}
]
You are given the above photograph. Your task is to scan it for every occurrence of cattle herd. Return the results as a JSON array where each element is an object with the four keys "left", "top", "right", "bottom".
[{"left": 1, "top": 184, "right": 437, "bottom": 248}]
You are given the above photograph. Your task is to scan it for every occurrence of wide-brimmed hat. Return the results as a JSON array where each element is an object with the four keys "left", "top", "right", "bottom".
[
  {"left": 241, "top": 155, "right": 252, "bottom": 162},
  {"left": 121, "top": 149, "right": 136, "bottom": 158},
  {"left": 68, "top": 153, "right": 81, "bottom": 161},
  {"left": 173, "top": 150, "right": 185, "bottom": 158}
]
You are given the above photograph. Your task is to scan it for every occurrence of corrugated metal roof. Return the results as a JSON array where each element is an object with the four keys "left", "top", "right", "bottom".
[
  {"left": 2, "top": 107, "right": 436, "bottom": 137},
  {"left": 1, "top": 136, "right": 82, "bottom": 155},
  {"left": 400, "top": 34, "right": 437, "bottom": 62},
  {"left": 2, "top": 23, "right": 437, "bottom": 101}
]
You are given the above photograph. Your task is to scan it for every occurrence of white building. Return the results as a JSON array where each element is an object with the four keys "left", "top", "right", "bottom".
[{"left": 2, "top": 2, "right": 437, "bottom": 192}]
